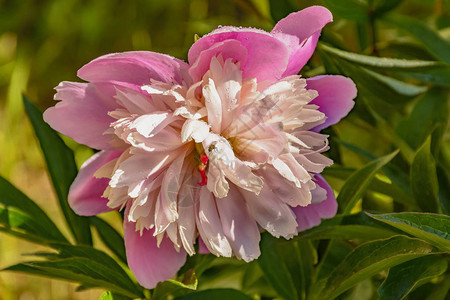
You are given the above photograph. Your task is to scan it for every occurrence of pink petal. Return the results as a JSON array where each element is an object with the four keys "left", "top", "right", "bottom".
[
  {"left": 68, "top": 150, "right": 121, "bottom": 216},
  {"left": 189, "top": 39, "right": 248, "bottom": 83},
  {"left": 243, "top": 185, "right": 298, "bottom": 239},
  {"left": 272, "top": 6, "right": 333, "bottom": 76},
  {"left": 292, "top": 175, "right": 337, "bottom": 231},
  {"left": 44, "top": 82, "right": 117, "bottom": 150},
  {"left": 195, "top": 187, "right": 232, "bottom": 257},
  {"left": 307, "top": 75, "right": 357, "bottom": 131},
  {"left": 188, "top": 27, "right": 289, "bottom": 84},
  {"left": 78, "top": 51, "right": 190, "bottom": 88},
  {"left": 216, "top": 185, "right": 261, "bottom": 262},
  {"left": 198, "top": 236, "right": 210, "bottom": 254},
  {"left": 124, "top": 204, "right": 187, "bottom": 289}
]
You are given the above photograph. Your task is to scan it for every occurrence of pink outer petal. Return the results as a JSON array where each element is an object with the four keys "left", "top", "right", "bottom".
[
  {"left": 292, "top": 175, "right": 337, "bottom": 231},
  {"left": 124, "top": 204, "right": 187, "bottom": 289},
  {"left": 188, "top": 28, "right": 288, "bottom": 83},
  {"left": 44, "top": 82, "right": 117, "bottom": 150},
  {"left": 272, "top": 6, "right": 333, "bottom": 76},
  {"left": 307, "top": 75, "right": 357, "bottom": 131},
  {"left": 68, "top": 150, "right": 121, "bottom": 216},
  {"left": 189, "top": 39, "right": 248, "bottom": 83},
  {"left": 78, "top": 51, "right": 190, "bottom": 88},
  {"left": 198, "top": 236, "right": 210, "bottom": 254}
]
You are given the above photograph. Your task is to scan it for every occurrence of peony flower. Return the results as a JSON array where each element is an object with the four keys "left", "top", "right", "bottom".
[{"left": 44, "top": 6, "right": 356, "bottom": 289}]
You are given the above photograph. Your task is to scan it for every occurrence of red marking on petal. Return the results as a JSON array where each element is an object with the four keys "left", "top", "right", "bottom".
[{"left": 198, "top": 153, "right": 209, "bottom": 186}]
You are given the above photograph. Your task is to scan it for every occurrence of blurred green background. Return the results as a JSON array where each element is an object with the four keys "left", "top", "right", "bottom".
[{"left": 0, "top": 0, "right": 449, "bottom": 299}]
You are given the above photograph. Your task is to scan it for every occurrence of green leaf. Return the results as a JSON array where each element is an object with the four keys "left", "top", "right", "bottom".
[
  {"left": 367, "top": 212, "right": 450, "bottom": 252},
  {"left": 298, "top": 224, "right": 396, "bottom": 242},
  {"left": 0, "top": 176, "right": 67, "bottom": 243},
  {"left": 337, "top": 150, "right": 399, "bottom": 214},
  {"left": 396, "top": 88, "right": 449, "bottom": 151},
  {"left": 334, "top": 59, "right": 426, "bottom": 105},
  {"left": 378, "top": 255, "right": 448, "bottom": 300},
  {"left": 176, "top": 289, "right": 252, "bottom": 300},
  {"left": 90, "top": 216, "right": 126, "bottom": 264},
  {"left": 153, "top": 269, "right": 197, "bottom": 300},
  {"left": 310, "top": 236, "right": 437, "bottom": 300},
  {"left": 323, "top": 0, "right": 368, "bottom": 22},
  {"left": 257, "top": 233, "right": 298, "bottom": 299},
  {"left": 23, "top": 95, "right": 92, "bottom": 245},
  {"left": 410, "top": 137, "right": 439, "bottom": 212},
  {"left": 5, "top": 257, "right": 143, "bottom": 298},
  {"left": 99, "top": 291, "right": 132, "bottom": 300},
  {"left": 384, "top": 14, "right": 450, "bottom": 64},
  {"left": 331, "top": 141, "right": 413, "bottom": 198},
  {"left": 324, "top": 166, "right": 416, "bottom": 209},
  {"left": 406, "top": 68, "right": 450, "bottom": 87},
  {"left": 319, "top": 43, "right": 444, "bottom": 71}
]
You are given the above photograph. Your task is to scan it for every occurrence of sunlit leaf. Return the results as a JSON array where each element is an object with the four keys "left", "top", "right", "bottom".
[
  {"left": 5, "top": 257, "right": 143, "bottom": 298},
  {"left": 99, "top": 291, "right": 131, "bottom": 300},
  {"left": 0, "top": 176, "right": 67, "bottom": 243},
  {"left": 90, "top": 216, "right": 126, "bottom": 264},
  {"left": 337, "top": 150, "right": 399, "bottom": 214},
  {"left": 153, "top": 270, "right": 197, "bottom": 300},
  {"left": 367, "top": 212, "right": 450, "bottom": 252},
  {"left": 319, "top": 43, "right": 444, "bottom": 71}
]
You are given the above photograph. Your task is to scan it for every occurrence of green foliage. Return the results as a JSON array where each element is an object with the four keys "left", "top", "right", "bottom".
[
  {"left": 23, "top": 95, "right": 92, "bottom": 245},
  {"left": 1, "top": 0, "right": 449, "bottom": 299},
  {"left": 378, "top": 255, "right": 448, "bottom": 300},
  {"left": 337, "top": 150, "right": 399, "bottom": 214},
  {"left": 368, "top": 212, "right": 450, "bottom": 252}
]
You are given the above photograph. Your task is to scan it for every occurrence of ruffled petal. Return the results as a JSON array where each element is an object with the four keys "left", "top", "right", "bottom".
[
  {"left": 44, "top": 82, "right": 117, "bottom": 150},
  {"left": 307, "top": 75, "right": 357, "bottom": 131},
  {"left": 78, "top": 51, "right": 190, "bottom": 88},
  {"left": 216, "top": 185, "right": 261, "bottom": 262},
  {"left": 243, "top": 185, "right": 298, "bottom": 239},
  {"left": 292, "top": 175, "right": 337, "bottom": 231},
  {"left": 124, "top": 204, "right": 187, "bottom": 289},
  {"left": 195, "top": 187, "right": 232, "bottom": 257},
  {"left": 189, "top": 27, "right": 289, "bottom": 84},
  {"left": 68, "top": 150, "right": 121, "bottom": 216},
  {"left": 272, "top": 6, "right": 333, "bottom": 76}
]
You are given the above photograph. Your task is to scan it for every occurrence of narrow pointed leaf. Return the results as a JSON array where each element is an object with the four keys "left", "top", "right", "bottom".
[
  {"left": 5, "top": 258, "right": 142, "bottom": 298},
  {"left": 90, "top": 216, "right": 126, "bottom": 264},
  {"left": 337, "top": 150, "right": 399, "bottom": 214},
  {"left": 23, "top": 95, "right": 92, "bottom": 245},
  {"left": 319, "top": 43, "right": 444, "bottom": 71},
  {"left": 410, "top": 137, "right": 439, "bottom": 212},
  {"left": 367, "top": 212, "right": 450, "bottom": 252},
  {"left": 99, "top": 291, "right": 132, "bottom": 300},
  {"left": 0, "top": 176, "right": 67, "bottom": 243}
]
